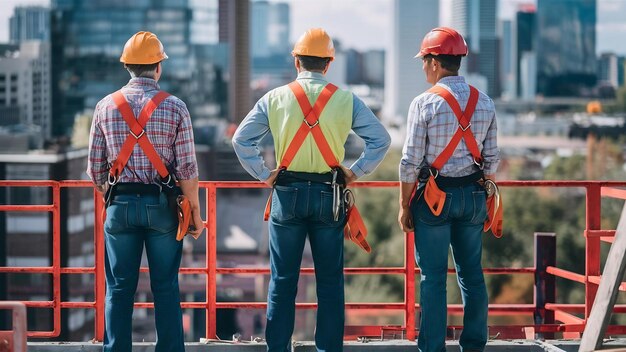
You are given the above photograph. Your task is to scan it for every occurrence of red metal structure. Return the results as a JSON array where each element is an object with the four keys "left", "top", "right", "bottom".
[{"left": 1, "top": 180, "right": 626, "bottom": 341}]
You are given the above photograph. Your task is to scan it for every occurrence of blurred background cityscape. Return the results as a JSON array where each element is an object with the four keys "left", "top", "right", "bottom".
[{"left": 1, "top": 0, "right": 626, "bottom": 344}]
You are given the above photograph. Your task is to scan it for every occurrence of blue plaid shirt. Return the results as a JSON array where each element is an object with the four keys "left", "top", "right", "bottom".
[{"left": 400, "top": 76, "right": 500, "bottom": 183}]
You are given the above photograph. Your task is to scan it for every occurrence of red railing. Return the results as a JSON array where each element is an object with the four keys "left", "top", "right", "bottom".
[{"left": 1, "top": 180, "right": 626, "bottom": 341}]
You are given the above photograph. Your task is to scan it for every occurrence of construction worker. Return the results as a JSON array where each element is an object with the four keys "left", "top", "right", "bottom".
[
  {"left": 398, "top": 27, "right": 500, "bottom": 352},
  {"left": 233, "top": 28, "right": 390, "bottom": 352},
  {"left": 86, "top": 31, "right": 203, "bottom": 352}
]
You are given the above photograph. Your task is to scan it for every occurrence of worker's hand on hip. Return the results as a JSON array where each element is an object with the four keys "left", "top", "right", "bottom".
[
  {"left": 398, "top": 206, "right": 414, "bottom": 233},
  {"left": 264, "top": 169, "right": 280, "bottom": 187},
  {"left": 188, "top": 207, "right": 204, "bottom": 239},
  {"left": 340, "top": 165, "right": 358, "bottom": 185}
]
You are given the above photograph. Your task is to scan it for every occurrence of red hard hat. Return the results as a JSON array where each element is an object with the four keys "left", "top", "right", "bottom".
[{"left": 415, "top": 27, "right": 468, "bottom": 58}]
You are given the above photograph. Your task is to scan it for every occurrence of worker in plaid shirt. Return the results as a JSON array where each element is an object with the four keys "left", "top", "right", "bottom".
[
  {"left": 398, "top": 27, "right": 500, "bottom": 352},
  {"left": 86, "top": 32, "right": 202, "bottom": 352}
]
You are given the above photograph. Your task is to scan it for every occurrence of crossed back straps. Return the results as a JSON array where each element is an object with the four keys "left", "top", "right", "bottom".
[
  {"left": 279, "top": 81, "right": 340, "bottom": 169},
  {"left": 109, "top": 90, "right": 171, "bottom": 181},
  {"left": 427, "top": 85, "right": 482, "bottom": 170}
]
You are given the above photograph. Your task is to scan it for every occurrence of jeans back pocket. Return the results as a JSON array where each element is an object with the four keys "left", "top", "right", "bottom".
[{"left": 271, "top": 185, "right": 297, "bottom": 222}]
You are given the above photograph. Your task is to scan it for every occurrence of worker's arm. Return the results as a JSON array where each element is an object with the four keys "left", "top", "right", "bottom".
[
  {"left": 232, "top": 94, "right": 276, "bottom": 185},
  {"left": 86, "top": 101, "right": 108, "bottom": 191},
  {"left": 173, "top": 100, "right": 203, "bottom": 238},
  {"left": 481, "top": 103, "right": 500, "bottom": 178},
  {"left": 398, "top": 97, "right": 427, "bottom": 233},
  {"left": 347, "top": 95, "right": 391, "bottom": 182}
]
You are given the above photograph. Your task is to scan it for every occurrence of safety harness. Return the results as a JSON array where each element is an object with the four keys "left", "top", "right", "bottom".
[
  {"left": 419, "top": 85, "right": 503, "bottom": 238},
  {"left": 263, "top": 81, "right": 371, "bottom": 253},
  {"left": 106, "top": 90, "right": 193, "bottom": 241}
]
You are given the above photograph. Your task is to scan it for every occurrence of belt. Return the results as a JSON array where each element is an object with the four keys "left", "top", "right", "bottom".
[
  {"left": 113, "top": 183, "right": 163, "bottom": 195},
  {"left": 275, "top": 170, "right": 343, "bottom": 186},
  {"left": 433, "top": 171, "right": 483, "bottom": 188}
]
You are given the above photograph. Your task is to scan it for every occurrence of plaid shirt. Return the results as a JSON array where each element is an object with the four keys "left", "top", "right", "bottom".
[
  {"left": 87, "top": 77, "right": 198, "bottom": 186},
  {"left": 400, "top": 76, "right": 500, "bottom": 183}
]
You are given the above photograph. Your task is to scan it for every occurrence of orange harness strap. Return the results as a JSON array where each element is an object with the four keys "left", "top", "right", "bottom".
[
  {"left": 108, "top": 91, "right": 193, "bottom": 241},
  {"left": 279, "top": 81, "right": 340, "bottom": 169},
  {"left": 428, "top": 85, "right": 481, "bottom": 170},
  {"left": 263, "top": 81, "right": 371, "bottom": 252},
  {"left": 109, "top": 90, "right": 171, "bottom": 180},
  {"left": 263, "top": 81, "right": 340, "bottom": 221}
]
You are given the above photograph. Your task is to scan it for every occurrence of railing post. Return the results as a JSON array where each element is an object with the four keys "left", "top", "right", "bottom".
[
  {"left": 51, "top": 182, "right": 61, "bottom": 337},
  {"left": 94, "top": 191, "right": 105, "bottom": 341},
  {"left": 405, "top": 231, "right": 416, "bottom": 341},
  {"left": 206, "top": 184, "right": 217, "bottom": 339},
  {"left": 586, "top": 184, "right": 601, "bottom": 320},
  {"left": 534, "top": 232, "right": 556, "bottom": 339}
]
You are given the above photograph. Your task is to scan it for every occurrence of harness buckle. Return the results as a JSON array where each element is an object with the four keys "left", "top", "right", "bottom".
[
  {"left": 130, "top": 129, "right": 145, "bottom": 139},
  {"left": 108, "top": 173, "right": 119, "bottom": 186},
  {"left": 160, "top": 174, "right": 174, "bottom": 188},
  {"left": 474, "top": 158, "right": 484, "bottom": 170},
  {"left": 459, "top": 122, "right": 472, "bottom": 132},
  {"left": 304, "top": 118, "right": 319, "bottom": 128},
  {"left": 429, "top": 168, "right": 439, "bottom": 179}
]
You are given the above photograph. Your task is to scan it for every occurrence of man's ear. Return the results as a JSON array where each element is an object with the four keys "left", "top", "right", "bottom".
[{"left": 322, "top": 60, "right": 331, "bottom": 75}]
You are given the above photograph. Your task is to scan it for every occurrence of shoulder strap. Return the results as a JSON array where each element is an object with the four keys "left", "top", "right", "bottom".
[
  {"left": 428, "top": 85, "right": 481, "bottom": 170},
  {"left": 109, "top": 90, "right": 171, "bottom": 180},
  {"left": 279, "top": 81, "right": 340, "bottom": 169}
]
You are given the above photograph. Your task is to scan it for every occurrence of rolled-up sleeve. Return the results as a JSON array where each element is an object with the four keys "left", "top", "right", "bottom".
[
  {"left": 399, "top": 98, "right": 427, "bottom": 183},
  {"left": 86, "top": 102, "right": 108, "bottom": 186},
  {"left": 173, "top": 102, "right": 198, "bottom": 180},
  {"left": 482, "top": 109, "right": 500, "bottom": 175},
  {"left": 232, "top": 94, "right": 272, "bottom": 181},
  {"left": 349, "top": 95, "right": 391, "bottom": 178}
]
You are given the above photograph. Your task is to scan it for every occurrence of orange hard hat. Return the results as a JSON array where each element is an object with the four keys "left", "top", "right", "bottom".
[
  {"left": 120, "top": 31, "right": 168, "bottom": 65},
  {"left": 415, "top": 27, "right": 468, "bottom": 58},
  {"left": 292, "top": 28, "right": 335, "bottom": 60}
]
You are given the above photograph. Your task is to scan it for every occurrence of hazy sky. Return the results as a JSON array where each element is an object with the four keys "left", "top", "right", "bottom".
[{"left": 1, "top": 0, "right": 625, "bottom": 55}]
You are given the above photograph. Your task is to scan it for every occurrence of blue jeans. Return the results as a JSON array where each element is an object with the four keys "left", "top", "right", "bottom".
[
  {"left": 103, "top": 192, "right": 184, "bottom": 352},
  {"left": 411, "top": 183, "right": 488, "bottom": 352},
  {"left": 266, "top": 182, "right": 345, "bottom": 352}
]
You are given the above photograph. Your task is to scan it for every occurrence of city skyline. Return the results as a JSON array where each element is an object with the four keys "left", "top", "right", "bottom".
[{"left": 1, "top": 0, "right": 626, "bottom": 55}]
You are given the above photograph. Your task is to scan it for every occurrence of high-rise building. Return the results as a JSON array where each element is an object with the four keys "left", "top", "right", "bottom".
[
  {"left": 226, "top": 0, "right": 251, "bottom": 124},
  {"left": 536, "top": 0, "right": 596, "bottom": 97},
  {"left": 598, "top": 53, "right": 619, "bottom": 88},
  {"left": 362, "top": 49, "right": 385, "bottom": 87},
  {"left": 0, "top": 42, "right": 51, "bottom": 139},
  {"left": 619, "top": 56, "right": 626, "bottom": 87},
  {"left": 9, "top": 6, "right": 50, "bottom": 44},
  {"left": 384, "top": 0, "right": 439, "bottom": 123},
  {"left": 499, "top": 19, "right": 515, "bottom": 99},
  {"left": 452, "top": 0, "right": 500, "bottom": 97},
  {"left": 515, "top": 6, "right": 536, "bottom": 98},
  {"left": 251, "top": 1, "right": 290, "bottom": 59},
  {"left": 50, "top": 0, "right": 195, "bottom": 136}
]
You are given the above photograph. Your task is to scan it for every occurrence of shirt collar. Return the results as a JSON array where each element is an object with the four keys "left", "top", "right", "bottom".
[
  {"left": 437, "top": 76, "right": 466, "bottom": 85},
  {"left": 296, "top": 70, "right": 327, "bottom": 82},
  {"left": 125, "top": 77, "right": 160, "bottom": 90}
]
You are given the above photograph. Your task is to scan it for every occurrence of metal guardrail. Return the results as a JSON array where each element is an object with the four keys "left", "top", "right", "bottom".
[{"left": 1, "top": 180, "right": 626, "bottom": 341}]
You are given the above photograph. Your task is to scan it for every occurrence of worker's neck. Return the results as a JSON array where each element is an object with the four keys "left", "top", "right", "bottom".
[{"left": 434, "top": 71, "right": 458, "bottom": 83}]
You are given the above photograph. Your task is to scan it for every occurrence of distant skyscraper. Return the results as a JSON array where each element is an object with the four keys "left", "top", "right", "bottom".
[
  {"left": 515, "top": 6, "right": 536, "bottom": 98},
  {"left": 227, "top": 0, "right": 251, "bottom": 123},
  {"left": 50, "top": 0, "right": 196, "bottom": 136},
  {"left": 619, "top": 57, "right": 626, "bottom": 87},
  {"left": 9, "top": 6, "right": 50, "bottom": 44},
  {"left": 251, "top": 1, "right": 290, "bottom": 59},
  {"left": 384, "top": 0, "right": 439, "bottom": 123},
  {"left": 362, "top": 49, "right": 385, "bottom": 87},
  {"left": 452, "top": 0, "right": 500, "bottom": 97},
  {"left": 536, "top": 0, "right": 596, "bottom": 97},
  {"left": 499, "top": 19, "right": 514, "bottom": 99},
  {"left": 598, "top": 53, "right": 619, "bottom": 88},
  {"left": 0, "top": 42, "right": 51, "bottom": 139}
]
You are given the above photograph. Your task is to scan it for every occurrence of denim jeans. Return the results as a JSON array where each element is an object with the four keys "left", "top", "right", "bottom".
[
  {"left": 266, "top": 182, "right": 345, "bottom": 352},
  {"left": 103, "top": 192, "right": 184, "bottom": 352},
  {"left": 411, "top": 182, "right": 488, "bottom": 352}
]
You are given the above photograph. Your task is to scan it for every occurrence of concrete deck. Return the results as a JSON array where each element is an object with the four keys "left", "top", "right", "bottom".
[{"left": 26, "top": 339, "right": 626, "bottom": 351}]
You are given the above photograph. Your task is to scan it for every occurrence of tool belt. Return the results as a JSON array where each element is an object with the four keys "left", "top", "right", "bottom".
[
  {"left": 416, "top": 167, "right": 503, "bottom": 238},
  {"left": 274, "top": 170, "right": 344, "bottom": 186}
]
